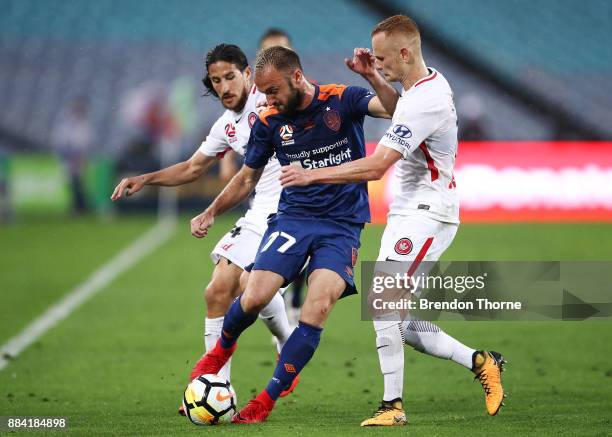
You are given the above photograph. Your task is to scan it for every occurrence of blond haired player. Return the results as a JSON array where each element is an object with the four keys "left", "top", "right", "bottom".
[
  {"left": 281, "top": 15, "right": 506, "bottom": 426},
  {"left": 111, "top": 44, "right": 298, "bottom": 408}
]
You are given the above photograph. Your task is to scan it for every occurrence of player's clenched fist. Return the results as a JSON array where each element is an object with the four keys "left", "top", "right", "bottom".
[
  {"left": 279, "top": 165, "right": 312, "bottom": 187},
  {"left": 111, "top": 176, "right": 146, "bottom": 201},
  {"left": 191, "top": 210, "right": 215, "bottom": 238}
]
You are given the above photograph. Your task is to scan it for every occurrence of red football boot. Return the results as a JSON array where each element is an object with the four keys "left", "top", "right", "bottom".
[
  {"left": 232, "top": 391, "right": 275, "bottom": 424},
  {"left": 279, "top": 373, "right": 300, "bottom": 397},
  {"left": 190, "top": 338, "right": 237, "bottom": 380}
]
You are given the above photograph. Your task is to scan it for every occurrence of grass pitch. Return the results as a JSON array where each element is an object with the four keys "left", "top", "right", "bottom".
[{"left": 1, "top": 215, "right": 611, "bottom": 436}]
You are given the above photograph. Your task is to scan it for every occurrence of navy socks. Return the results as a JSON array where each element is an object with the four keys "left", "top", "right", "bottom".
[{"left": 265, "top": 322, "right": 322, "bottom": 400}]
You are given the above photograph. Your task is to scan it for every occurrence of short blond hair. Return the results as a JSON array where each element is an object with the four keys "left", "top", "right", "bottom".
[{"left": 371, "top": 15, "right": 420, "bottom": 39}]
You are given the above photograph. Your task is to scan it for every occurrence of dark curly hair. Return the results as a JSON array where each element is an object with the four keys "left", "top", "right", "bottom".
[{"left": 202, "top": 44, "right": 249, "bottom": 98}]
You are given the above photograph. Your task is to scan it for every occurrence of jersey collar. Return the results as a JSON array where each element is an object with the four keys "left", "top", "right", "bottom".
[
  {"left": 403, "top": 67, "right": 438, "bottom": 94},
  {"left": 302, "top": 83, "right": 320, "bottom": 113}
]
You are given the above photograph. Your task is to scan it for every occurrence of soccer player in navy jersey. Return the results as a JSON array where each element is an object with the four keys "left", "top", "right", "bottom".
[
  {"left": 280, "top": 16, "right": 506, "bottom": 425},
  {"left": 188, "top": 45, "right": 392, "bottom": 423}
]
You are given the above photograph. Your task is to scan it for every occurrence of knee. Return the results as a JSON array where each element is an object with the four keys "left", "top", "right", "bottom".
[
  {"left": 318, "top": 297, "right": 334, "bottom": 317},
  {"left": 310, "top": 294, "right": 336, "bottom": 319},
  {"left": 204, "top": 280, "right": 233, "bottom": 308},
  {"left": 240, "top": 291, "right": 268, "bottom": 314},
  {"left": 239, "top": 271, "right": 284, "bottom": 314}
]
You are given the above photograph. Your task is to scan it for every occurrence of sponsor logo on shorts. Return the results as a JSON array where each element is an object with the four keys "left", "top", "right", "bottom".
[
  {"left": 394, "top": 238, "right": 413, "bottom": 255},
  {"left": 221, "top": 243, "right": 234, "bottom": 251}
]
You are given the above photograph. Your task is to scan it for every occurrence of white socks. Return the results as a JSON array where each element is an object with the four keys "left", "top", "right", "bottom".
[
  {"left": 375, "top": 318, "right": 476, "bottom": 401},
  {"left": 259, "top": 292, "right": 293, "bottom": 353},
  {"left": 400, "top": 319, "right": 475, "bottom": 369},
  {"left": 204, "top": 316, "right": 231, "bottom": 381},
  {"left": 374, "top": 320, "right": 405, "bottom": 402}
]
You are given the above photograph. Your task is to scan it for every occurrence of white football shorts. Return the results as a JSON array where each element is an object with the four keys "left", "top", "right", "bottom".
[
  {"left": 211, "top": 216, "right": 266, "bottom": 270},
  {"left": 376, "top": 212, "right": 458, "bottom": 278}
]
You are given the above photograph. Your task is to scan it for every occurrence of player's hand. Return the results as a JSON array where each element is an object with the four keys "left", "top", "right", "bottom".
[
  {"left": 279, "top": 165, "right": 313, "bottom": 187},
  {"left": 191, "top": 210, "right": 215, "bottom": 238},
  {"left": 256, "top": 100, "right": 267, "bottom": 113},
  {"left": 111, "top": 176, "right": 146, "bottom": 201},
  {"left": 345, "top": 48, "right": 376, "bottom": 78},
  {"left": 256, "top": 100, "right": 271, "bottom": 114}
]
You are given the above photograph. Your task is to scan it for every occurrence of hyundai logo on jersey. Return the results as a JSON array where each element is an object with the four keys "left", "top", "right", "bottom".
[{"left": 393, "top": 124, "right": 412, "bottom": 138}]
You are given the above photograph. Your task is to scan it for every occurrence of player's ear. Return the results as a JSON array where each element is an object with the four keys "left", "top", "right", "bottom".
[
  {"left": 400, "top": 47, "right": 412, "bottom": 64},
  {"left": 291, "top": 68, "right": 302, "bottom": 85},
  {"left": 243, "top": 65, "right": 252, "bottom": 82}
]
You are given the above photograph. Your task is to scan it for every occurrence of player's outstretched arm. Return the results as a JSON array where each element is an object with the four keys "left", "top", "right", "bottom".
[
  {"left": 346, "top": 48, "right": 399, "bottom": 116},
  {"left": 280, "top": 145, "right": 401, "bottom": 187},
  {"left": 191, "top": 165, "right": 264, "bottom": 238},
  {"left": 110, "top": 151, "right": 216, "bottom": 201}
]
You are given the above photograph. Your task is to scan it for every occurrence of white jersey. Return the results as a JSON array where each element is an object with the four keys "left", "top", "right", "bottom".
[
  {"left": 379, "top": 68, "right": 460, "bottom": 224},
  {"left": 198, "top": 86, "right": 281, "bottom": 232}
]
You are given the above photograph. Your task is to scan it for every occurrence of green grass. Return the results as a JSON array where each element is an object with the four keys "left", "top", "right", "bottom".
[
  {"left": 0, "top": 215, "right": 155, "bottom": 345},
  {"left": 1, "top": 216, "right": 611, "bottom": 436}
]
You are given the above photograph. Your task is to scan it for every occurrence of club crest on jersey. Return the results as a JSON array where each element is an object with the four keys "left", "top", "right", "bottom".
[
  {"left": 248, "top": 112, "right": 257, "bottom": 128},
  {"left": 394, "top": 238, "right": 413, "bottom": 255},
  {"left": 279, "top": 124, "right": 295, "bottom": 146},
  {"left": 225, "top": 122, "right": 236, "bottom": 138},
  {"left": 393, "top": 124, "right": 412, "bottom": 138},
  {"left": 323, "top": 108, "right": 341, "bottom": 132}
]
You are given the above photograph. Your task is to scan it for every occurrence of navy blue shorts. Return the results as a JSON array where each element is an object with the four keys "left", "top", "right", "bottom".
[{"left": 249, "top": 214, "right": 363, "bottom": 297}]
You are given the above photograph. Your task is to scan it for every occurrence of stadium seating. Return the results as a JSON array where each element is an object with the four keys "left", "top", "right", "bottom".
[
  {"left": 395, "top": 0, "right": 612, "bottom": 137},
  {"left": 0, "top": 0, "right": 609, "bottom": 153},
  {"left": 0, "top": 0, "right": 379, "bottom": 152}
]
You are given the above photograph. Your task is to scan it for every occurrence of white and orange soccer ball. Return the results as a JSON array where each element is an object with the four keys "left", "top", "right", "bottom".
[
  {"left": 182, "top": 374, "right": 237, "bottom": 425},
  {"left": 279, "top": 124, "right": 293, "bottom": 141}
]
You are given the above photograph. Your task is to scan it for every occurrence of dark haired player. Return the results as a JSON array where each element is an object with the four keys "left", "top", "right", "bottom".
[
  {"left": 259, "top": 28, "right": 292, "bottom": 50},
  {"left": 189, "top": 46, "right": 393, "bottom": 423},
  {"left": 111, "top": 44, "right": 298, "bottom": 407}
]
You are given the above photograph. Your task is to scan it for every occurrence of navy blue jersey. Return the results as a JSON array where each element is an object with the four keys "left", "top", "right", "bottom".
[{"left": 245, "top": 84, "right": 375, "bottom": 224}]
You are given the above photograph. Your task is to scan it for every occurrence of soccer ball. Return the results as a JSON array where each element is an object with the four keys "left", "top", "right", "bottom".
[{"left": 182, "top": 374, "right": 237, "bottom": 425}]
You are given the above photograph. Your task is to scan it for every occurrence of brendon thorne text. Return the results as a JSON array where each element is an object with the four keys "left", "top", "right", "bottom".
[{"left": 370, "top": 297, "right": 523, "bottom": 311}]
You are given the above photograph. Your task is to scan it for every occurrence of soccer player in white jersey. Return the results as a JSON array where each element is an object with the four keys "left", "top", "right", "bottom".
[
  {"left": 280, "top": 15, "right": 506, "bottom": 426},
  {"left": 111, "top": 44, "right": 298, "bottom": 403}
]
